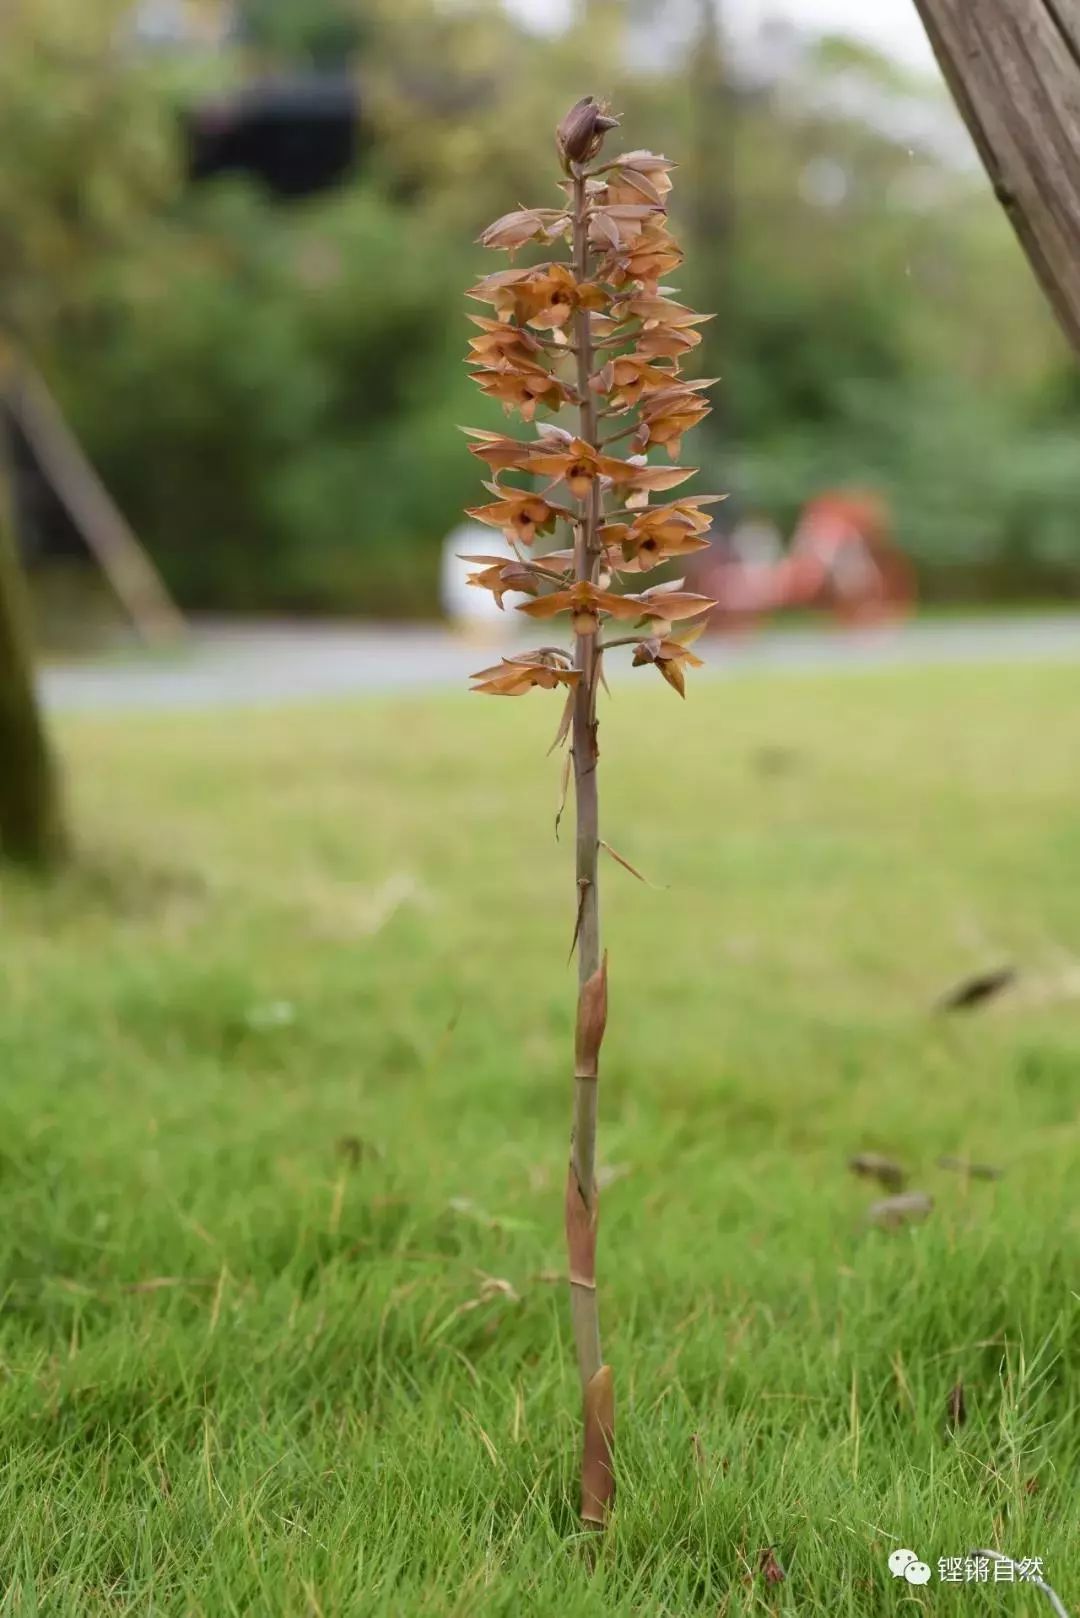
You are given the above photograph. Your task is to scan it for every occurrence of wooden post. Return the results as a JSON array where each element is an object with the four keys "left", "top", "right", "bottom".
[
  {"left": 0, "top": 470, "right": 66, "bottom": 868},
  {"left": 690, "top": 0, "right": 734, "bottom": 438},
  {"left": 7, "top": 362, "right": 186, "bottom": 647},
  {"left": 911, "top": 0, "right": 1080, "bottom": 356}
]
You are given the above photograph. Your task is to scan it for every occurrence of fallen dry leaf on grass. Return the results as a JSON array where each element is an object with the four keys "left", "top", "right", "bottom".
[
  {"left": 866, "top": 1192, "right": 933, "bottom": 1229},
  {"left": 937, "top": 1155, "right": 1003, "bottom": 1181},
  {"left": 934, "top": 965, "right": 1017, "bottom": 1012},
  {"left": 427, "top": 1275, "right": 521, "bottom": 1345},
  {"left": 848, "top": 1152, "right": 905, "bottom": 1192},
  {"left": 757, "top": 1547, "right": 787, "bottom": 1585},
  {"left": 474, "top": 1273, "right": 520, "bottom": 1303}
]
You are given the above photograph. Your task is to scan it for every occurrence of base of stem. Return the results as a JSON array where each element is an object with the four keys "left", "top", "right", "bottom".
[{"left": 580, "top": 1363, "right": 615, "bottom": 1526}]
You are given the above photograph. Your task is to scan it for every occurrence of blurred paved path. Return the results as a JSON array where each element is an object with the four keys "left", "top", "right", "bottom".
[{"left": 41, "top": 614, "right": 1080, "bottom": 714}]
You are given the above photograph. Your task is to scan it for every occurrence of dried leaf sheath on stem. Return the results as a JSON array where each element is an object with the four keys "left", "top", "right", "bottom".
[{"left": 464, "top": 94, "right": 720, "bottom": 1528}]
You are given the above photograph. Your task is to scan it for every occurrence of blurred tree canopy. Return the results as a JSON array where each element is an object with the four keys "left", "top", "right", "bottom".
[{"left": 2, "top": 0, "right": 1077, "bottom": 616}]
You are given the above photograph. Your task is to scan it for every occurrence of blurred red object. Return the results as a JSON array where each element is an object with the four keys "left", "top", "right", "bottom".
[{"left": 696, "top": 490, "right": 915, "bottom": 632}]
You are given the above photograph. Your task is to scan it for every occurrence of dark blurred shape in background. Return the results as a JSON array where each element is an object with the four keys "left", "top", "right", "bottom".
[
  {"left": 186, "top": 73, "right": 361, "bottom": 198},
  {"left": 5, "top": 404, "right": 84, "bottom": 566}
]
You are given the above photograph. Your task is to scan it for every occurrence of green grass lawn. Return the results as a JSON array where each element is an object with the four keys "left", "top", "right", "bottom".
[{"left": 2, "top": 663, "right": 1079, "bottom": 1616}]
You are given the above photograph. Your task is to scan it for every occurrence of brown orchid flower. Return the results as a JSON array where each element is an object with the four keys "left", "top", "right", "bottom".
[
  {"left": 463, "top": 426, "right": 566, "bottom": 474},
  {"left": 597, "top": 149, "right": 675, "bottom": 203},
  {"left": 631, "top": 633, "right": 706, "bottom": 696},
  {"left": 611, "top": 295, "right": 712, "bottom": 361},
  {"left": 466, "top": 485, "right": 564, "bottom": 545},
  {"left": 524, "top": 437, "right": 697, "bottom": 503},
  {"left": 525, "top": 436, "right": 633, "bottom": 498},
  {"left": 470, "top": 359, "right": 578, "bottom": 420},
  {"left": 588, "top": 203, "right": 664, "bottom": 254},
  {"left": 468, "top": 263, "right": 606, "bottom": 334},
  {"left": 517, "top": 579, "right": 650, "bottom": 633},
  {"left": 600, "top": 169, "right": 673, "bottom": 209},
  {"left": 611, "top": 293, "right": 707, "bottom": 330},
  {"left": 592, "top": 355, "right": 679, "bottom": 408},
  {"left": 633, "top": 323, "right": 705, "bottom": 361},
  {"left": 634, "top": 382, "right": 715, "bottom": 459},
  {"left": 466, "top": 316, "right": 548, "bottom": 368},
  {"left": 603, "top": 496, "right": 723, "bottom": 569},
  {"left": 612, "top": 455, "right": 700, "bottom": 506},
  {"left": 461, "top": 557, "right": 544, "bottom": 608},
  {"left": 479, "top": 207, "right": 571, "bottom": 254},
  {"left": 469, "top": 650, "right": 581, "bottom": 696},
  {"left": 603, "top": 216, "right": 684, "bottom": 287},
  {"left": 621, "top": 588, "right": 716, "bottom": 626}
]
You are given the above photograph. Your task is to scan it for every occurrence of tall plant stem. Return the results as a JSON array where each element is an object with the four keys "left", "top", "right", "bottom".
[{"left": 566, "top": 166, "right": 615, "bottom": 1528}]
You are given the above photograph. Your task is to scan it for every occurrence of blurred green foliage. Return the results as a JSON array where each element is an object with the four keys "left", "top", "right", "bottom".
[{"left": 2, "top": 0, "right": 1078, "bottom": 614}]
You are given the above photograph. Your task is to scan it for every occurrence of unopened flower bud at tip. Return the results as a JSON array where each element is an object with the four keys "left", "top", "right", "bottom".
[{"left": 556, "top": 96, "right": 620, "bottom": 169}]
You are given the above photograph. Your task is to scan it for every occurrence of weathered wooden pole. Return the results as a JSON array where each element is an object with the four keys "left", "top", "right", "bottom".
[
  {"left": 0, "top": 337, "right": 66, "bottom": 868},
  {"left": 912, "top": 0, "right": 1080, "bottom": 356},
  {"left": 0, "top": 508, "right": 66, "bottom": 868},
  {"left": 7, "top": 362, "right": 185, "bottom": 647}
]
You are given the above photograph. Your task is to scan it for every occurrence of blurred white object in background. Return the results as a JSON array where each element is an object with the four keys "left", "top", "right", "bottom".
[
  {"left": 731, "top": 515, "right": 784, "bottom": 569},
  {"left": 440, "top": 521, "right": 528, "bottom": 637}
]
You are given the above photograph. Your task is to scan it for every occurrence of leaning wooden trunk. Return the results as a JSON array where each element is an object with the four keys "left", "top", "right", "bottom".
[
  {"left": 0, "top": 510, "right": 66, "bottom": 866},
  {"left": 912, "top": 0, "right": 1080, "bottom": 356}
]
